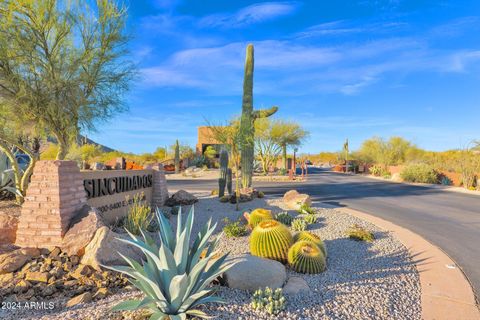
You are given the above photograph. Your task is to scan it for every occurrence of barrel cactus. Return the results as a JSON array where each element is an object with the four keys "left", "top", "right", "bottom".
[
  {"left": 293, "top": 231, "right": 327, "bottom": 256},
  {"left": 247, "top": 208, "right": 273, "bottom": 228},
  {"left": 239, "top": 44, "right": 278, "bottom": 189},
  {"left": 287, "top": 240, "right": 326, "bottom": 274},
  {"left": 218, "top": 149, "right": 228, "bottom": 197},
  {"left": 250, "top": 219, "right": 293, "bottom": 263}
]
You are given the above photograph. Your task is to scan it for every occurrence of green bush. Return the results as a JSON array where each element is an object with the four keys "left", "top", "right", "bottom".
[
  {"left": 124, "top": 193, "right": 155, "bottom": 235},
  {"left": 251, "top": 287, "right": 286, "bottom": 315},
  {"left": 223, "top": 218, "right": 248, "bottom": 238},
  {"left": 369, "top": 165, "right": 389, "bottom": 177},
  {"left": 348, "top": 224, "right": 375, "bottom": 242},
  {"left": 298, "top": 203, "right": 315, "bottom": 215},
  {"left": 400, "top": 164, "right": 439, "bottom": 184}
]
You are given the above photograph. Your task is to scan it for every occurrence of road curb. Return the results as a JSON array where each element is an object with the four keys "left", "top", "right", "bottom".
[{"left": 321, "top": 203, "right": 480, "bottom": 320}]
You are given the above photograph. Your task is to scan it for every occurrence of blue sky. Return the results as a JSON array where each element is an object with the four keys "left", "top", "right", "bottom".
[{"left": 88, "top": 0, "right": 480, "bottom": 154}]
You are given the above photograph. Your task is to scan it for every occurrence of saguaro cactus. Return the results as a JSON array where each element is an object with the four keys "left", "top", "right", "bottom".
[
  {"left": 218, "top": 149, "right": 229, "bottom": 197},
  {"left": 226, "top": 168, "right": 232, "bottom": 195},
  {"left": 239, "top": 44, "right": 278, "bottom": 189},
  {"left": 174, "top": 139, "right": 180, "bottom": 174}
]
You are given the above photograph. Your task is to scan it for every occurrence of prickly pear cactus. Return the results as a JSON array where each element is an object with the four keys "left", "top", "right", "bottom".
[
  {"left": 239, "top": 44, "right": 278, "bottom": 189},
  {"left": 250, "top": 219, "right": 293, "bottom": 263},
  {"left": 288, "top": 240, "right": 326, "bottom": 274},
  {"left": 174, "top": 139, "right": 180, "bottom": 174},
  {"left": 218, "top": 149, "right": 228, "bottom": 197}
]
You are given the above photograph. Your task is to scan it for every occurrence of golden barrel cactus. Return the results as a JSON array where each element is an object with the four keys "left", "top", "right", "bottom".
[
  {"left": 250, "top": 220, "right": 293, "bottom": 263},
  {"left": 288, "top": 240, "right": 326, "bottom": 274},
  {"left": 248, "top": 208, "right": 273, "bottom": 228},
  {"left": 293, "top": 231, "right": 327, "bottom": 256}
]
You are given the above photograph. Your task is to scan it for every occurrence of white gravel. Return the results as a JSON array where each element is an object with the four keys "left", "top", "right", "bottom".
[{"left": 1, "top": 196, "right": 421, "bottom": 320}]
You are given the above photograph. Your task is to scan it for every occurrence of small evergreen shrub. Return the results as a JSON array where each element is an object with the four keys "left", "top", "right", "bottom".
[
  {"left": 222, "top": 218, "right": 248, "bottom": 238},
  {"left": 400, "top": 164, "right": 439, "bottom": 184},
  {"left": 348, "top": 224, "right": 375, "bottom": 242},
  {"left": 257, "top": 190, "right": 265, "bottom": 198},
  {"left": 291, "top": 218, "right": 307, "bottom": 231},
  {"left": 251, "top": 287, "right": 286, "bottom": 315}
]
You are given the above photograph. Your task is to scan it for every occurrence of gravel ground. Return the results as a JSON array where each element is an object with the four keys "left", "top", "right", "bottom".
[{"left": 1, "top": 197, "right": 421, "bottom": 320}]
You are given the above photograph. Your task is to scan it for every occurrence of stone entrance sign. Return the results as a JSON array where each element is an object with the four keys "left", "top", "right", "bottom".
[{"left": 15, "top": 161, "right": 168, "bottom": 248}]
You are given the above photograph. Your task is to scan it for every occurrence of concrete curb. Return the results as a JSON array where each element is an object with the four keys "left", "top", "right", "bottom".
[
  {"left": 321, "top": 203, "right": 480, "bottom": 320},
  {"left": 358, "top": 173, "right": 480, "bottom": 197}
]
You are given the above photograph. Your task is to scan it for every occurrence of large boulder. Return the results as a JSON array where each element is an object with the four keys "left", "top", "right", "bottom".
[
  {"left": 165, "top": 190, "right": 198, "bottom": 207},
  {"left": 224, "top": 254, "right": 286, "bottom": 291},
  {"left": 283, "top": 190, "right": 312, "bottom": 210},
  {"left": 0, "top": 212, "right": 18, "bottom": 245},
  {"left": 81, "top": 226, "right": 144, "bottom": 271},
  {"left": 283, "top": 276, "right": 311, "bottom": 295},
  {"left": 62, "top": 206, "right": 105, "bottom": 257}
]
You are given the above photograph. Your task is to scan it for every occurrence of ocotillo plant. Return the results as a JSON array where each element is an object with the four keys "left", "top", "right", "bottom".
[
  {"left": 174, "top": 139, "right": 180, "bottom": 174},
  {"left": 239, "top": 44, "right": 278, "bottom": 189},
  {"left": 218, "top": 149, "right": 229, "bottom": 197},
  {"left": 226, "top": 168, "right": 232, "bottom": 195}
]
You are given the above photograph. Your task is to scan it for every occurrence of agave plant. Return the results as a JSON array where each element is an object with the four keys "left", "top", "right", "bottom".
[{"left": 106, "top": 206, "right": 235, "bottom": 319}]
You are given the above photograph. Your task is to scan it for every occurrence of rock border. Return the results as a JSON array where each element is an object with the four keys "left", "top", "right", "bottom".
[{"left": 322, "top": 203, "right": 480, "bottom": 320}]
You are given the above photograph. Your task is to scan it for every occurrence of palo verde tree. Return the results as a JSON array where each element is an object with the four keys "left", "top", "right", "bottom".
[
  {"left": 271, "top": 120, "right": 308, "bottom": 170},
  {"left": 254, "top": 118, "right": 282, "bottom": 175},
  {"left": 238, "top": 44, "right": 278, "bottom": 188},
  {"left": 0, "top": 0, "right": 135, "bottom": 160}
]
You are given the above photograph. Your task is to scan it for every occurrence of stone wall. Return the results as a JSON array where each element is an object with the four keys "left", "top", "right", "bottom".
[
  {"left": 15, "top": 161, "right": 168, "bottom": 248},
  {"left": 16, "top": 161, "right": 87, "bottom": 248}
]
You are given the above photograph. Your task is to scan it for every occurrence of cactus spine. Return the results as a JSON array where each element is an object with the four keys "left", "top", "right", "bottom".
[
  {"left": 294, "top": 231, "right": 327, "bottom": 256},
  {"left": 226, "top": 168, "right": 232, "bottom": 195},
  {"left": 174, "top": 139, "right": 180, "bottom": 174},
  {"left": 250, "top": 219, "right": 293, "bottom": 263},
  {"left": 247, "top": 208, "right": 273, "bottom": 229},
  {"left": 218, "top": 149, "right": 229, "bottom": 197},
  {"left": 239, "top": 44, "right": 278, "bottom": 189},
  {"left": 288, "top": 240, "right": 326, "bottom": 274}
]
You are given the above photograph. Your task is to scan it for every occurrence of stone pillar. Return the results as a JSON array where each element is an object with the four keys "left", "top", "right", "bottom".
[
  {"left": 15, "top": 161, "right": 87, "bottom": 248},
  {"left": 151, "top": 163, "right": 169, "bottom": 208}
]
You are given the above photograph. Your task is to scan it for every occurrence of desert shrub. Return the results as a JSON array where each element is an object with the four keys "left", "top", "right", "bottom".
[
  {"left": 219, "top": 195, "right": 230, "bottom": 203},
  {"left": 348, "top": 224, "right": 375, "bottom": 242},
  {"left": 222, "top": 218, "right": 248, "bottom": 238},
  {"left": 107, "top": 206, "right": 234, "bottom": 319},
  {"left": 251, "top": 287, "right": 286, "bottom": 315},
  {"left": 440, "top": 175, "right": 452, "bottom": 186},
  {"left": 257, "top": 190, "right": 265, "bottom": 198},
  {"left": 369, "top": 165, "right": 389, "bottom": 177},
  {"left": 400, "top": 164, "right": 439, "bottom": 184},
  {"left": 211, "top": 189, "right": 219, "bottom": 196},
  {"left": 278, "top": 168, "right": 287, "bottom": 176},
  {"left": 298, "top": 203, "right": 315, "bottom": 215},
  {"left": 124, "top": 193, "right": 155, "bottom": 235},
  {"left": 291, "top": 218, "right": 307, "bottom": 231}
]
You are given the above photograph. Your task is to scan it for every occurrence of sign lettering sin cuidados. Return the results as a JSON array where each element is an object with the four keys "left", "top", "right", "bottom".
[{"left": 83, "top": 174, "right": 153, "bottom": 199}]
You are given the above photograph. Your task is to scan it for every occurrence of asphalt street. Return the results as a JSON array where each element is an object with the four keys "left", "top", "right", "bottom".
[{"left": 167, "top": 167, "right": 480, "bottom": 303}]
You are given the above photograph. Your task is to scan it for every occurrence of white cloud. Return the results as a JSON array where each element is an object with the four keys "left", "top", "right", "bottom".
[{"left": 199, "top": 2, "right": 300, "bottom": 28}]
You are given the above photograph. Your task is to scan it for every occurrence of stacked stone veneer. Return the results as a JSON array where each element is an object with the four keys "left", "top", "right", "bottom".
[
  {"left": 151, "top": 164, "right": 169, "bottom": 208},
  {"left": 16, "top": 161, "right": 169, "bottom": 249},
  {"left": 16, "top": 161, "right": 87, "bottom": 248}
]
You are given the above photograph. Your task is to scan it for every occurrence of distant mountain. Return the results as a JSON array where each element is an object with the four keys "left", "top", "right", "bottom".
[{"left": 45, "top": 135, "right": 116, "bottom": 153}]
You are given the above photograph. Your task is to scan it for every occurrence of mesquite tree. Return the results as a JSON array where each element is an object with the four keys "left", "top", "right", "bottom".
[
  {"left": 0, "top": 0, "right": 135, "bottom": 160},
  {"left": 239, "top": 44, "right": 278, "bottom": 188}
]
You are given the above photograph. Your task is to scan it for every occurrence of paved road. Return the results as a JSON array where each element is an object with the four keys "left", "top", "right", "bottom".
[{"left": 168, "top": 168, "right": 480, "bottom": 303}]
